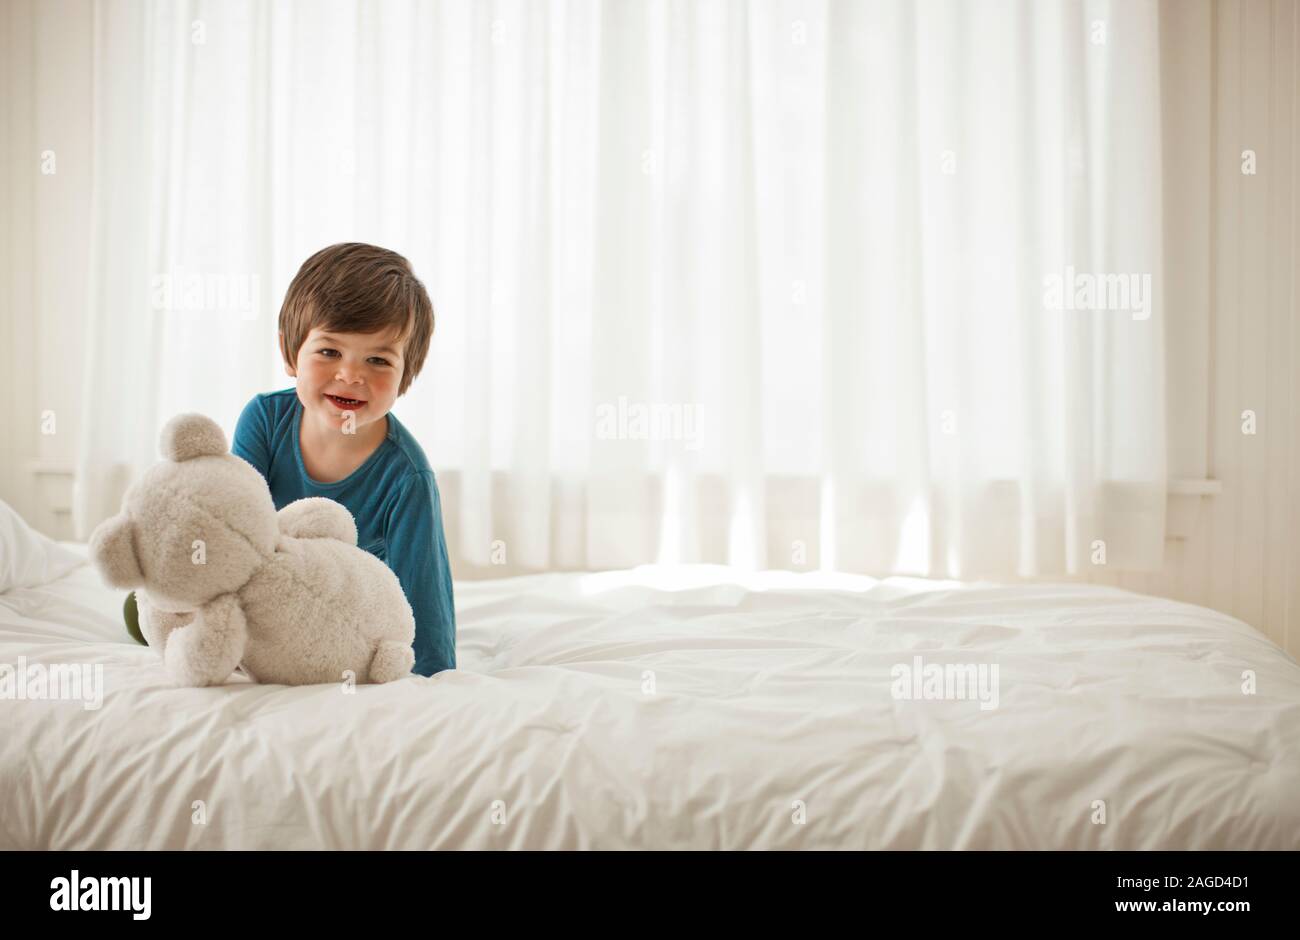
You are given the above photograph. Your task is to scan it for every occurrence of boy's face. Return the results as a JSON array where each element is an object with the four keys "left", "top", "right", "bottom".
[{"left": 284, "top": 327, "right": 405, "bottom": 433}]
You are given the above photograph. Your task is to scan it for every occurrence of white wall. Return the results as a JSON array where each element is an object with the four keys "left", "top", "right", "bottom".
[
  {"left": 2, "top": 0, "right": 1297, "bottom": 657},
  {"left": 0, "top": 0, "right": 93, "bottom": 540},
  {"left": 1082, "top": 0, "right": 1300, "bottom": 659}
]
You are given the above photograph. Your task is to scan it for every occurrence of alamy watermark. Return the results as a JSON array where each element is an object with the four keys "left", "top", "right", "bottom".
[
  {"left": 50, "top": 870, "right": 150, "bottom": 920},
  {"left": 150, "top": 270, "right": 259, "bottom": 319},
  {"left": 1042, "top": 266, "right": 1151, "bottom": 320},
  {"left": 594, "top": 396, "right": 704, "bottom": 450},
  {"left": 0, "top": 657, "right": 103, "bottom": 710},
  {"left": 890, "top": 655, "right": 1000, "bottom": 711}
]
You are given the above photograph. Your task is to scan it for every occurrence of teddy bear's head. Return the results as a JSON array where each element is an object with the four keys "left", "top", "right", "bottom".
[{"left": 89, "top": 413, "right": 279, "bottom": 609}]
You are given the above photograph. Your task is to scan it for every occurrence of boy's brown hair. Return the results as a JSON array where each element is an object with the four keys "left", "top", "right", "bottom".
[{"left": 279, "top": 242, "right": 434, "bottom": 396}]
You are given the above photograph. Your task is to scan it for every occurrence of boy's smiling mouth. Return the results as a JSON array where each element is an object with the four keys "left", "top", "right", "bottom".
[{"left": 325, "top": 393, "right": 367, "bottom": 411}]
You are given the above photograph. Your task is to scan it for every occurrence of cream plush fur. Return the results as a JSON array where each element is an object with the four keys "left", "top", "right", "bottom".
[{"left": 88, "top": 413, "right": 416, "bottom": 687}]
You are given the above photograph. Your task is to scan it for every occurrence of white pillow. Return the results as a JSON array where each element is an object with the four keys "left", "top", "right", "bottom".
[{"left": 0, "top": 498, "right": 86, "bottom": 592}]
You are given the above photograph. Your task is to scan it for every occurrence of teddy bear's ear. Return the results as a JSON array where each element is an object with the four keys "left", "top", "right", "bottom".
[
  {"left": 159, "top": 413, "right": 228, "bottom": 462},
  {"left": 88, "top": 513, "right": 144, "bottom": 589}
]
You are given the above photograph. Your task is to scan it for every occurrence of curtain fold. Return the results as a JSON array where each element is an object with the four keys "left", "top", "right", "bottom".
[{"left": 75, "top": 0, "right": 1167, "bottom": 579}]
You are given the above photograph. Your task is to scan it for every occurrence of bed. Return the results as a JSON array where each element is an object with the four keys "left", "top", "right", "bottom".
[{"left": 2, "top": 541, "right": 1298, "bottom": 850}]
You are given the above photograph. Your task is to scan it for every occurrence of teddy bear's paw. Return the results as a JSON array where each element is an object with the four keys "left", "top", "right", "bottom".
[
  {"left": 369, "top": 641, "right": 415, "bottom": 684},
  {"left": 163, "top": 626, "right": 220, "bottom": 687},
  {"left": 136, "top": 592, "right": 197, "bottom": 651},
  {"left": 162, "top": 596, "right": 248, "bottom": 687}
]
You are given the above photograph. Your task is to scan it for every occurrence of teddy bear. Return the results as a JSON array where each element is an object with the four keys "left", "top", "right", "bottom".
[{"left": 88, "top": 413, "right": 416, "bottom": 687}]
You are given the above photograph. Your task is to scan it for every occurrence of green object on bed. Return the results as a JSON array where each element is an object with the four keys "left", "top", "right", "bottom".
[{"left": 123, "top": 591, "right": 147, "bottom": 646}]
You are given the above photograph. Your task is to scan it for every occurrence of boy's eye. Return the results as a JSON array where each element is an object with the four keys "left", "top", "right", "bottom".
[{"left": 316, "top": 348, "right": 390, "bottom": 367}]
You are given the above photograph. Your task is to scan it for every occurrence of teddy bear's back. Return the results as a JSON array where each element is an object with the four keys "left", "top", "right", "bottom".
[{"left": 236, "top": 536, "right": 416, "bottom": 685}]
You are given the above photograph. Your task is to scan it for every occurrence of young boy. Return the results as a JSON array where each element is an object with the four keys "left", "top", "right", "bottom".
[{"left": 182, "top": 242, "right": 455, "bottom": 677}]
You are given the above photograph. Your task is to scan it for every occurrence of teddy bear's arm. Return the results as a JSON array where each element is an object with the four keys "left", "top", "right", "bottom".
[
  {"left": 135, "top": 590, "right": 196, "bottom": 650},
  {"left": 276, "top": 497, "right": 358, "bottom": 545},
  {"left": 163, "top": 593, "right": 247, "bottom": 688}
]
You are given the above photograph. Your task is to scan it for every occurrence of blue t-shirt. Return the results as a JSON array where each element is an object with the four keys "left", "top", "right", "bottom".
[{"left": 231, "top": 388, "right": 456, "bottom": 677}]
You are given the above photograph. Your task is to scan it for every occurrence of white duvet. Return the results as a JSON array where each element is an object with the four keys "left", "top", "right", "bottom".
[{"left": 1, "top": 546, "right": 1298, "bottom": 849}]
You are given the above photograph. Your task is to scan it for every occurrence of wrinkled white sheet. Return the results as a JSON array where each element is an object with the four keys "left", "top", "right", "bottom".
[{"left": 2, "top": 546, "right": 1298, "bottom": 849}]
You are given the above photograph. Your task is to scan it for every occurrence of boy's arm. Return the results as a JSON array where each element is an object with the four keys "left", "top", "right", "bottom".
[
  {"left": 383, "top": 470, "right": 457, "bottom": 676},
  {"left": 231, "top": 394, "right": 271, "bottom": 480}
]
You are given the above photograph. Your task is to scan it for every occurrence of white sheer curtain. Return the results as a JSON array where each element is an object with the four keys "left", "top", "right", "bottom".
[{"left": 74, "top": 0, "right": 1166, "bottom": 579}]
